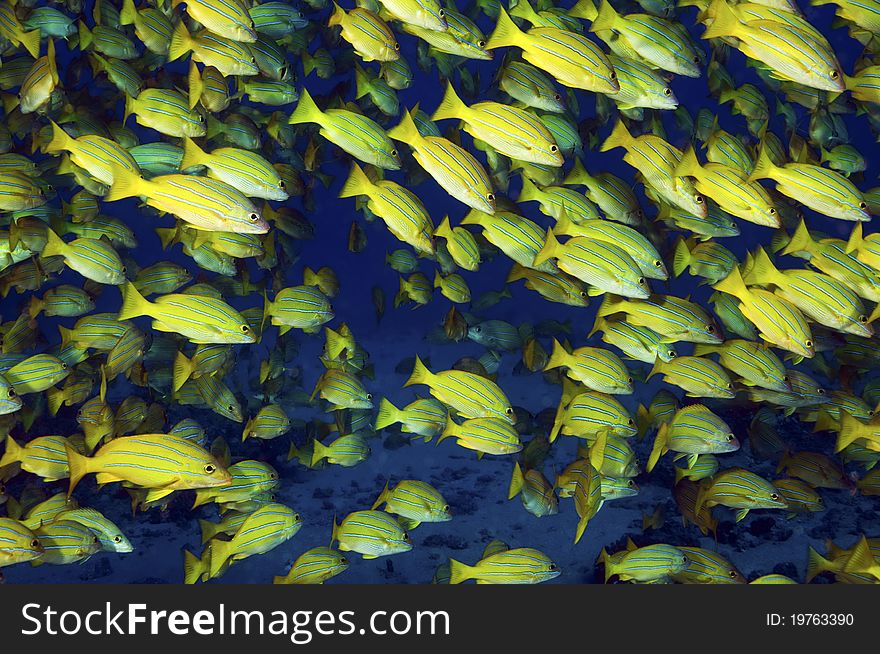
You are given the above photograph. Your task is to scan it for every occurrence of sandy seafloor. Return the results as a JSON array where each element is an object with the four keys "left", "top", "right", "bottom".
[{"left": 6, "top": 327, "right": 875, "bottom": 585}]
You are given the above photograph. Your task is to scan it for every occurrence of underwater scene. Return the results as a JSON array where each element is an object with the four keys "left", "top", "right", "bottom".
[{"left": 0, "top": 0, "right": 879, "bottom": 586}]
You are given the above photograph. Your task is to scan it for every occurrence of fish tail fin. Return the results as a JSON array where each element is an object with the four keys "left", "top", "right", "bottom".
[
  {"left": 635, "top": 403, "right": 651, "bottom": 438},
  {"left": 562, "top": 157, "right": 592, "bottom": 186},
  {"left": 167, "top": 20, "right": 193, "bottom": 62},
  {"left": 702, "top": 0, "right": 741, "bottom": 39},
  {"left": 182, "top": 549, "right": 206, "bottom": 584},
  {"left": 117, "top": 281, "right": 150, "bottom": 321},
  {"left": 41, "top": 228, "right": 67, "bottom": 258},
  {"left": 672, "top": 238, "right": 691, "bottom": 277},
  {"left": 387, "top": 109, "right": 421, "bottom": 146},
  {"left": 846, "top": 223, "right": 864, "bottom": 254},
  {"left": 354, "top": 64, "right": 370, "bottom": 99},
  {"left": 198, "top": 520, "right": 218, "bottom": 545},
  {"left": 532, "top": 227, "right": 559, "bottom": 268},
  {"left": 595, "top": 293, "right": 624, "bottom": 319},
  {"left": 647, "top": 357, "right": 665, "bottom": 381},
  {"left": 302, "top": 51, "right": 316, "bottom": 76},
  {"left": 574, "top": 514, "right": 590, "bottom": 544},
  {"left": 44, "top": 120, "right": 73, "bottom": 155},
  {"left": 47, "top": 386, "right": 65, "bottom": 416},
  {"left": 781, "top": 219, "right": 813, "bottom": 257},
  {"left": 550, "top": 398, "right": 566, "bottom": 443},
  {"left": 712, "top": 265, "right": 749, "bottom": 302},
  {"left": 590, "top": 0, "right": 618, "bottom": 32},
  {"left": 448, "top": 558, "right": 474, "bottom": 584},
  {"left": 180, "top": 136, "right": 207, "bottom": 171},
  {"left": 64, "top": 442, "right": 91, "bottom": 498},
  {"left": 432, "top": 81, "right": 467, "bottom": 122},
  {"left": 0, "top": 435, "right": 22, "bottom": 468},
  {"left": 673, "top": 146, "right": 702, "bottom": 179},
  {"left": 78, "top": 20, "right": 92, "bottom": 50},
  {"left": 289, "top": 87, "right": 323, "bottom": 126},
  {"left": 187, "top": 61, "right": 202, "bottom": 109},
  {"left": 310, "top": 439, "right": 328, "bottom": 467},
  {"left": 371, "top": 479, "right": 391, "bottom": 510},
  {"left": 836, "top": 412, "right": 863, "bottom": 453},
  {"left": 208, "top": 539, "right": 230, "bottom": 579},
  {"left": 805, "top": 546, "right": 833, "bottom": 583},
  {"left": 507, "top": 462, "right": 524, "bottom": 499},
  {"left": 506, "top": 262, "right": 527, "bottom": 283},
  {"left": 569, "top": 0, "right": 598, "bottom": 20},
  {"left": 486, "top": 7, "right": 524, "bottom": 49},
  {"left": 105, "top": 166, "right": 146, "bottom": 202},
  {"left": 433, "top": 215, "right": 452, "bottom": 240},
  {"left": 544, "top": 338, "right": 568, "bottom": 371},
  {"left": 433, "top": 270, "right": 443, "bottom": 289},
  {"left": 338, "top": 162, "right": 372, "bottom": 199},
  {"left": 509, "top": 0, "right": 541, "bottom": 24},
  {"left": 327, "top": 2, "right": 345, "bottom": 26},
  {"left": 437, "top": 414, "right": 456, "bottom": 444},
  {"left": 600, "top": 119, "right": 634, "bottom": 152},
  {"left": 748, "top": 246, "right": 784, "bottom": 286},
  {"left": 21, "top": 27, "right": 41, "bottom": 59},
  {"left": 647, "top": 422, "right": 669, "bottom": 472},
  {"left": 518, "top": 174, "right": 540, "bottom": 203},
  {"left": 404, "top": 355, "right": 432, "bottom": 388},
  {"left": 119, "top": 0, "right": 137, "bottom": 25},
  {"left": 172, "top": 350, "right": 194, "bottom": 393},
  {"left": 748, "top": 142, "right": 778, "bottom": 182}
]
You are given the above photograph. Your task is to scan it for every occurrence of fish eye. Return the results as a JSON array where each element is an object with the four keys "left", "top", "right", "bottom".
[
  {"left": 391, "top": 149, "right": 398, "bottom": 157},
  {"left": 609, "top": 71, "right": 617, "bottom": 80},
  {"left": 627, "top": 377, "right": 633, "bottom": 384},
  {"left": 366, "top": 393, "right": 373, "bottom": 400},
  {"left": 627, "top": 479, "right": 635, "bottom": 486},
  {"left": 394, "top": 43, "right": 400, "bottom": 51},
  {"left": 279, "top": 180, "right": 286, "bottom": 189},
  {"left": 241, "top": 324, "right": 251, "bottom": 332},
  {"left": 550, "top": 145, "right": 558, "bottom": 152},
  {"left": 61, "top": 362, "right": 68, "bottom": 369},
  {"left": 770, "top": 493, "right": 779, "bottom": 500},
  {"left": 707, "top": 324, "right": 715, "bottom": 332},
  {"left": 228, "top": 404, "right": 236, "bottom": 411},
  {"left": 270, "top": 472, "right": 278, "bottom": 480},
  {"left": 442, "top": 504, "right": 449, "bottom": 511},
  {"left": 654, "top": 260, "right": 663, "bottom": 267},
  {"left": 7, "top": 389, "right": 15, "bottom": 397},
  {"left": 554, "top": 93, "right": 562, "bottom": 101},
  {"left": 627, "top": 418, "right": 635, "bottom": 426},
  {"left": 729, "top": 570, "right": 738, "bottom": 578},
  {"left": 859, "top": 315, "right": 868, "bottom": 323},
  {"left": 726, "top": 382, "right": 733, "bottom": 389},
  {"left": 475, "top": 326, "right": 482, "bottom": 332},
  {"left": 341, "top": 557, "right": 348, "bottom": 564},
  {"left": 783, "top": 375, "right": 790, "bottom": 382},
  {"left": 548, "top": 563, "right": 558, "bottom": 570},
  {"left": 668, "top": 350, "right": 676, "bottom": 358},
  {"left": 769, "top": 208, "right": 777, "bottom": 215},
  {"left": 205, "top": 464, "right": 216, "bottom": 473},
  {"left": 487, "top": 193, "right": 495, "bottom": 202},
  {"left": 439, "top": 8, "right": 445, "bottom": 16},
  {"left": 693, "top": 55, "right": 700, "bottom": 64},
  {"left": 664, "top": 88, "right": 672, "bottom": 96},
  {"left": 197, "top": 114, "right": 205, "bottom": 122},
  {"left": 114, "top": 535, "right": 122, "bottom": 543},
  {"left": 31, "top": 539, "right": 40, "bottom": 548},
  {"left": 727, "top": 433, "right": 735, "bottom": 441},
  {"left": 695, "top": 195, "right": 704, "bottom": 204},
  {"left": 249, "top": 212, "right": 259, "bottom": 222},
  {"left": 478, "top": 40, "right": 486, "bottom": 48},
  {"left": 294, "top": 513, "right": 300, "bottom": 521},
  {"left": 817, "top": 388, "right": 825, "bottom": 395},
  {"left": 506, "top": 407, "right": 514, "bottom": 415},
  {"left": 805, "top": 339, "right": 813, "bottom": 348},
  {"left": 860, "top": 202, "right": 868, "bottom": 210},
  {"left": 830, "top": 70, "right": 840, "bottom": 80},
  {"left": 580, "top": 291, "right": 588, "bottom": 298},
  {"left": 638, "top": 277, "right": 645, "bottom": 285}
]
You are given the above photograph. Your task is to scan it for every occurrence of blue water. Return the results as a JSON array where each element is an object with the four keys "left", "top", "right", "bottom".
[{"left": 2, "top": 0, "right": 878, "bottom": 584}]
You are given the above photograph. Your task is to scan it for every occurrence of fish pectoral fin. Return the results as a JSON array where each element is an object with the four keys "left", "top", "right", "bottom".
[
  {"left": 362, "top": 554, "right": 378, "bottom": 560},
  {"left": 735, "top": 509, "right": 749, "bottom": 523}
]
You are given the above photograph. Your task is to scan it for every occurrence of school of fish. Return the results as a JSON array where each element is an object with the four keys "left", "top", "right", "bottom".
[{"left": 0, "top": 0, "right": 879, "bottom": 585}]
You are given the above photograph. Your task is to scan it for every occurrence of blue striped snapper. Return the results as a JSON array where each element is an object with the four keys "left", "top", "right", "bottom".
[
  {"left": 192, "top": 460, "right": 278, "bottom": 508},
  {"left": 647, "top": 404, "right": 738, "bottom": 472},
  {"left": 695, "top": 467, "right": 788, "bottom": 522},
  {"left": 332, "top": 510, "right": 413, "bottom": 559},
  {"left": 208, "top": 503, "right": 302, "bottom": 578},
  {"left": 273, "top": 546, "right": 349, "bottom": 584},
  {"left": 487, "top": 8, "right": 618, "bottom": 94},
  {"left": 0, "top": 518, "right": 44, "bottom": 566},
  {"left": 373, "top": 479, "right": 451, "bottom": 526},
  {"left": 449, "top": 547, "right": 560, "bottom": 584}
]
